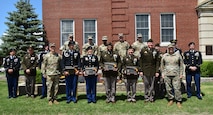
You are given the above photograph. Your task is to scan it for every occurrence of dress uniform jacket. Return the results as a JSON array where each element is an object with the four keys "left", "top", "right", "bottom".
[
  {"left": 183, "top": 50, "right": 202, "bottom": 74},
  {"left": 123, "top": 54, "right": 139, "bottom": 79},
  {"left": 22, "top": 53, "right": 38, "bottom": 76},
  {"left": 4, "top": 55, "right": 21, "bottom": 77},
  {"left": 61, "top": 50, "right": 81, "bottom": 74},
  {"left": 100, "top": 51, "right": 121, "bottom": 76},
  {"left": 139, "top": 46, "right": 160, "bottom": 77}
]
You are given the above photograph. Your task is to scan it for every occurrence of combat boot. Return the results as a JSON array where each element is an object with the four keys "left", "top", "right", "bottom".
[
  {"left": 167, "top": 100, "right": 173, "bottom": 106},
  {"left": 48, "top": 101, "right": 53, "bottom": 105},
  {"left": 53, "top": 100, "right": 59, "bottom": 104},
  {"left": 177, "top": 102, "right": 182, "bottom": 108}
]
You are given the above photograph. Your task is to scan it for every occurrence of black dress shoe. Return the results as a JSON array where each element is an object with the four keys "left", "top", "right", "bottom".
[
  {"left": 197, "top": 96, "right": 202, "bottom": 100},
  {"left": 40, "top": 96, "right": 46, "bottom": 99}
]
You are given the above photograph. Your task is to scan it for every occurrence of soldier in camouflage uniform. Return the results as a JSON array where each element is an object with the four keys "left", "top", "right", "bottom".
[
  {"left": 82, "top": 35, "right": 98, "bottom": 57},
  {"left": 60, "top": 33, "right": 80, "bottom": 52},
  {"left": 98, "top": 36, "right": 108, "bottom": 60},
  {"left": 123, "top": 46, "right": 140, "bottom": 102},
  {"left": 100, "top": 43, "right": 121, "bottom": 103},
  {"left": 113, "top": 33, "right": 130, "bottom": 83},
  {"left": 160, "top": 44, "right": 184, "bottom": 108},
  {"left": 22, "top": 46, "right": 38, "bottom": 98},
  {"left": 139, "top": 39, "right": 160, "bottom": 103},
  {"left": 131, "top": 33, "right": 145, "bottom": 58},
  {"left": 41, "top": 43, "right": 62, "bottom": 105}
]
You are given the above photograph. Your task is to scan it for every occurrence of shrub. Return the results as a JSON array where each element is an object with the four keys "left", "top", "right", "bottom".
[
  {"left": 201, "top": 61, "right": 213, "bottom": 77},
  {"left": 36, "top": 68, "right": 42, "bottom": 83}
]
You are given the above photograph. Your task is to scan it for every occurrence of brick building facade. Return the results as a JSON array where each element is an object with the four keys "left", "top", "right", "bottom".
[{"left": 43, "top": 0, "right": 199, "bottom": 54}]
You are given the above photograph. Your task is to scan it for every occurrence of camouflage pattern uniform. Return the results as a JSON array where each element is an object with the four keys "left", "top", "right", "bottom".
[
  {"left": 41, "top": 51, "right": 62, "bottom": 102},
  {"left": 22, "top": 50, "right": 38, "bottom": 97},
  {"left": 132, "top": 41, "right": 145, "bottom": 58},
  {"left": 82, "top": 43, "right": 98, "bottom": 57},
  {"left": 100, "top": 49, "right": 121, "bottom": 103},
  {"left": 160, "top": 45, "right": 184, "bottom": 102},
  {"left": 113, "top": 41, "right": 129, "bottom": 61},
  {"left": 60, "top": 40, "right": 80, "bottom": 52}
]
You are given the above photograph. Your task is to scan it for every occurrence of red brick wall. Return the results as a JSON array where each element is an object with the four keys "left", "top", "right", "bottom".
[{"left": 43, "top": 0, "right": 198, "bottom": 53}]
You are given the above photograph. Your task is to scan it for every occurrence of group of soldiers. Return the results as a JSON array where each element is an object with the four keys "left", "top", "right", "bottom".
[{"left": 3, "top": 33, "right": 203, "bottom": 108}]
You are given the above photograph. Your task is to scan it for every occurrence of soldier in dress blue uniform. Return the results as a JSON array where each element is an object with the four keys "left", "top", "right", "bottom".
[
  {"left": 82, "top": 46, "right": 99, "bottom": 103},
  {"left": 38, "top": 45, "right": 49, "bottom": 99},
  {"left": 3, "top": 48, "right": 21, "bottom": 98},
  {"left": 61, "top": 41, "right": 81, "bottom": 103},
  {"left": 183, "top": 42, "right": 203, "bottom": 100}
]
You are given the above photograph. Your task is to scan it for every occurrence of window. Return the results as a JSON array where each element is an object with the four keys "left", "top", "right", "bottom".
[
  {"left": 135, "top": 14, "right": 150, "bottom": 42},
  {"left": 160, "top": 13, "right": 176, "bottom": 44},
  {"left": 60, "top": 20, "right": 74, "bottom": 46},
  {"left": 83, "top": 19, "right": 97, "bottom": 44}
]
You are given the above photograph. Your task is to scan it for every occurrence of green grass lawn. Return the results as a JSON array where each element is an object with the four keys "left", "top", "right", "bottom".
[{"left": 0, "top": 81, "right": 213, "bottom": 115}]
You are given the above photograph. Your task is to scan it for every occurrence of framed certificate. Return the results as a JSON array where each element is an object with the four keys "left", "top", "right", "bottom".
[
  {"left": 104, "top": 62, "right": 117, "bottom": 71},
  {"left": 126, "top": 66, "right": 138, "bottom": 75},
  {"left": 85, "top": 67, "right": 96, "bottom": 76}
]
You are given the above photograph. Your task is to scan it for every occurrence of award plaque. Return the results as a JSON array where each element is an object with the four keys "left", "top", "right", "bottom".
[
  {"left": 104, "top": 62, "right": 117, "bottom": 71},
  {"left": 126, "top": 66, "right": 138, "bottom": 75}
]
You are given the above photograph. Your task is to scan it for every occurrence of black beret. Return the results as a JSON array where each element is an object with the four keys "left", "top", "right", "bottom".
[
  {"left": 68, "top": 41, "right": 75, "bottom": 46},
  {"left": 170, "top": 39, "right": 177, "bottom": 44},
  {"left": 188, "top": 42, "right": 195, "bottom": 46},
  {"left": 86, "top": 46, "right": 93, "bottom": 51},
  {"left": 9, "top": 48, "right": 16, "bottom": 52},
  {"left": 146, "top": 39, "right": 153, "bottom": 42}
]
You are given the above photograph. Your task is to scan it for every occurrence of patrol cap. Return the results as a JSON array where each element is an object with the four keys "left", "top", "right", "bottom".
[
  {"left": 9, "top": 48, "right": 16, "bottom": 52},
  {"left": 168, "top": 44, "right": 175, "bottom": 48},
  {"left": 170, "top": 39, "right": 177, "bottom": 44},
  {"left": 88, "top": 35, "right": 93, "bottom": 40},
  {"left": 49, "top": 43, "right": 56, "bottom": 47},
  {"left": 68, "top": 41, "right": 75, "bottom": 46},
  {"left": 102, "top": 36, "right": 108, "bottom": 41},
  {"left": 86, "top": 46, "right": 93, "bottom": 51},
  {"left": 146, "top": 39, "right": 153, "bottom": 43},
  {"left": 137, "top": 33, "right": 142, "bottom": 38},
  {"left": 118, "top": 33, "right": 124, "bottom": 38},
  {"left": 68, "top": 33, "right": 73, "bottom": 38}
]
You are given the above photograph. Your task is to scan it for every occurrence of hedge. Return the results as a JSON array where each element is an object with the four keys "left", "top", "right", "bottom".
[{"left": 201, "top": 61, "right": 213, "bottom": 77}]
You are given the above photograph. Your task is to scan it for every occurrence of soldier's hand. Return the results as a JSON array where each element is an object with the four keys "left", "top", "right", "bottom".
[
  {"left": 8, "top": 69, "right": 13, "bottom": 74},
  {"left": 43, "top": 75, "right": 47, "bottom": 78},
  {"left": 180, "top": 75, "right": 183, "bottom": 79},
  {"left": 75, "top": 70, "right": 79, "bottom": 75},
  {"left": 83, "top": 71, "right": 88, "bottom": 76},
  {"left": 155, "top": 73, "right": 159, "bottom": 77},
  {"left": 113, "top": 68, "right": 118, "bottom": 71},
  {"left": 63, "top": 71, "right": 69, "bottom": 76},
  {"left": 26, "top": 69, "right": 31, "bottom": 74}
]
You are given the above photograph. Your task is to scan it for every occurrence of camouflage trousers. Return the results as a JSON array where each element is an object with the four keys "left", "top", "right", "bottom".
[
  {"left": 47, "top": 75, "right": 60, "bottom": 101},
  {"left": 164, "top": 76, "right": 182, "bottom": 102}
]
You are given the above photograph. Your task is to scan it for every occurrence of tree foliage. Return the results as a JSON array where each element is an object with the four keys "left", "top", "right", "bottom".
[{"left": 0, "top": 0, "right": 47, "bottom": 57}]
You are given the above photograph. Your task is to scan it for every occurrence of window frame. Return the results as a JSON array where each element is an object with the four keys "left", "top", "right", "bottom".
[
  {"left": 135, "top": 13, "right": 151, "bottom": 42},
  {"left": 60, "top": 19, "right": 75, "bottom": 46},
  {"left": 160, "top": 13, "right": 176, "bottom": 46},
  {"left": 83, "top": 19, "right": 98, "bottom": 45}
]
